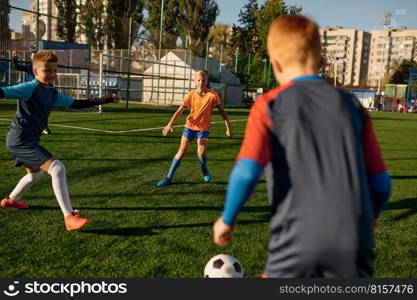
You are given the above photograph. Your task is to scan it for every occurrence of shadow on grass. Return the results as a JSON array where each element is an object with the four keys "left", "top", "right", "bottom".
[
  {"left": 82, "top": 218, "right": 269, "bottom": 237},
  {"left": 385, "top": 197, "right": 417, "bottom": 221},
  {"left": 29, "top": 205, "right": 271, "bottom": 213},
  {"left": 391, "top": 175, "right": 417, "bottom": 180}
]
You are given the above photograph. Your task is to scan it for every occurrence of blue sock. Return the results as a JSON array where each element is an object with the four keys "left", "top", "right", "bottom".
[
  {"left": 199, "top": 158, "right": 209, "bottom": 175},
  {"left": 167, "top": 158, "right": 181, "bottom": 179}
]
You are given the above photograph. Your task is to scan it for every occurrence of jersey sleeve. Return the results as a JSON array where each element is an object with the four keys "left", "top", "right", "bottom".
[
  {"left": 237, "top": 96, "right": 272, "bottom": 166},
  {"left": 362, "top": 111, "right": 386, "bottom": 175},
  {"left": 181, "top": 91, "right": 192, "bottom": 108},
  {"left": 213, "top": 92, "right": 221, "bottom": 107},
  {"left": 1, "top": 80, "right": 38, "bottom": 101},
  {"left": 55, "top": 91, "right": 75, "bottom": 108}
]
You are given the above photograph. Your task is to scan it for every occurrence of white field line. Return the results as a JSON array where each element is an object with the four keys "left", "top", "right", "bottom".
[{"left": 0, "top": 118, "right": 247, "bottom": 134}]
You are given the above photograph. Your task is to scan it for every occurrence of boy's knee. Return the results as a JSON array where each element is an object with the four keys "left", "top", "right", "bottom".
[
  {"left": 27, "top": 171, "right": 45, "bottom": 182},
  {"left": 47, "top": 159, "right": 66, "bottom": 176}
]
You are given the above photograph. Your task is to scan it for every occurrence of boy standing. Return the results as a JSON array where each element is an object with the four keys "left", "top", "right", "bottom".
[
  {"left": 157, "top": 69, "right": 232, "bottom": 186},
  {"left": 1, "top": 51, "right": 118, "bottom": 231},
  {"left": 213, "top": 15, "right": 391, "bottom": 277}
]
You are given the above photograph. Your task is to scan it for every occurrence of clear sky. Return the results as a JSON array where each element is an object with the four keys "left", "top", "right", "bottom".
[
  {"left": 9, "top": 0, "right": 417, "bottom": 33},
  {"left": 217, "top": 0, "right": 417, "bottom": 30}
]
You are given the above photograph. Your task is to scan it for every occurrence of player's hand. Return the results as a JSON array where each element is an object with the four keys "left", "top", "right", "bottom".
[
  {"left": 226, "top": 128, "right": 232, "bottom": 138},
  {"left": 213, "top": 217, "right": 234, "bottom": 246},
  {"left": 162, "top": 125, "right": 173, "bottom": 136},
  {"left": 111, "top": 93, "right": 119, "bottom": 103}
]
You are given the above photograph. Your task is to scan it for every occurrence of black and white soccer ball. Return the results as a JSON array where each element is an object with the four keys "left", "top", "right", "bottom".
[{"left": 204, "top": 254, "right": 244, "bottom": 278}]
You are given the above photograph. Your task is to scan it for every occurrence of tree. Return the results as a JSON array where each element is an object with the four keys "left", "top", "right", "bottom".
[
  {"left": 0, "top": 0, "right": 11, "bottom": 51},
  {"left": 77, "top": 1, "right": 106, "bottom": 49},
  {"left": 230, "top": 0, "right": 302, "bottom": 88},
  {"left": 255, "top": 0, "right": 302, "bottom": 56},
  {"left": 389, "top": 59, "right": 417, "bottom": 85},
  {"left": 207, "top": 23, "right": 233, "bottom": 66},
  {"left": 143, "top": 0, "right": 180, "bottom": 49},
  {"left": 230, "top": 0, "right": 259, "bottom": 53},
  {"left": 176, "top": 0, "right": 219, "bottom": 56},
  {"left": 54, "top": 0, "right": 77, "bottom": 43},
  {"left": 105, "top": 0, "right": 145, "bottom": 49}
]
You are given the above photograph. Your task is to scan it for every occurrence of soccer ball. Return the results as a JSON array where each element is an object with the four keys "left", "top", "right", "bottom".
[{"left": 204, "top": 254, "right": 244, "bottom": 278}]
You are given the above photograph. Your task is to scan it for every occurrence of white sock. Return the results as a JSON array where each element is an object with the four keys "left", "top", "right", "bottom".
[
  {"left": 9, "top": 171, "right": 44, "bottom": 201},
  {"left": 47, "top": 159, "right": 73, "bottom": 216}
]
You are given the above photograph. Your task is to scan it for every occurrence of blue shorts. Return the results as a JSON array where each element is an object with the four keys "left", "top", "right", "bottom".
[
  {"left": 182, "top": 128, "right": 209, "bottom": 142},
  {"left": 6, "top": 130, "right": 52, "bottom": 169}
]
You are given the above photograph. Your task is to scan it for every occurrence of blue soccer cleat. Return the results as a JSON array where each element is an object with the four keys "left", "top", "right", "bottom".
[
  {"left": 203, "top": 172, "right": 212, "bottom": 183},
  {"left": 157, "top": 178, "right": 171, "bottom": 187}
]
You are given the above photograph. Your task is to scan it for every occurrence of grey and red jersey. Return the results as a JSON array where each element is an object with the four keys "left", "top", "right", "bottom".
[{"left": 238, "top": 77, "right": 386, "bottom": 277}]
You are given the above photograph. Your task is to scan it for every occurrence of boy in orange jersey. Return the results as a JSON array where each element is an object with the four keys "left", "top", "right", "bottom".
[{"left": 157, "top": 69, "right": 232, "bottom": 186}]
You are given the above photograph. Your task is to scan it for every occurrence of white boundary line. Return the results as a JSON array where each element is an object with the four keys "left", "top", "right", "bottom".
[{"left": 0, "top": 118, "right": 247, "bottom": 134}]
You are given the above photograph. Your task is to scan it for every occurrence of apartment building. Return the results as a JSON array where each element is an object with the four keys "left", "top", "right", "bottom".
[
  {"left": 367, "top": 27, "right": 417, "bottom": 88},
  {"left": 320, "top": 27, "right": 371, "bottom": 86}
]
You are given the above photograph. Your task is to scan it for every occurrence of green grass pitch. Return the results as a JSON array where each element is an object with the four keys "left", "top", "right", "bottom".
[{"left": 0, "top": 100, "right": 416, "bottom": 277}]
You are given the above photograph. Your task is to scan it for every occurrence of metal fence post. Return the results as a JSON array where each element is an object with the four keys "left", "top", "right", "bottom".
[
  {"left": 127, "top": 16, "right": 133, "bottom": 109},
  {"left": 98, "top": 53, "right": 103, "bottom": 113}
]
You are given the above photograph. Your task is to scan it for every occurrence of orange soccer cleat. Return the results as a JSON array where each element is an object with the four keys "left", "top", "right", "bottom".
[
  {"left": 1, "top": 198, "right": 29, "bottom": 210},
  {"left": 65, "top": 213, "right": 90, "bottom": 231}
]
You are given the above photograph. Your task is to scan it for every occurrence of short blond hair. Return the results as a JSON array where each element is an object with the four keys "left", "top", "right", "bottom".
[
  {"left": 267, "top": 15, "right": 321, "bottom": 69},
  {"left": 32, "top": 51, "right": 58, "bottom": 64}
]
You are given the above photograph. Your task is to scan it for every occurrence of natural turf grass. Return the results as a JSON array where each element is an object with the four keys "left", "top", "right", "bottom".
[{"left": 0, "top": 100, "right": 416, "bottom": 277}]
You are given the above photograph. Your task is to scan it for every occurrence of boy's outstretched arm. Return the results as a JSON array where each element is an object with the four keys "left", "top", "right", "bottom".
[
  {"left": 217, "top": 106, "right": 232, "bottom": 138},
  {"left": 162, "top": 105, "right": 186, "bottom": 136},
  {"left": 12, "top": 53, "right": 32, "bottom": 73},
  {"left": 213, "top": 158, "right": 262, "bottom": 246},
  {"left": 69, "top": 93, "right": 118, "bottom": 109},
  {"left": 0, "top": 81, "right": 38, "bottom": 100},
  {"left": 52, "top": 92, "right": 118, "bottom": 109}
]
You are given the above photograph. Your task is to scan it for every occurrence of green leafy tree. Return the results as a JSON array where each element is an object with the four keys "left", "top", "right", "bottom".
[
  {"left": 105, "top": 0, "right": 144, "bottom": 49},
  {"left": 207, "top": 23, "right": 233, "bottom": 67},
  {"left": 77, "top": 1, "right": 106, "bottom": 49},
  {"left": 389, "top": 59, "right": 417, "bottom": 84},
  {"left": 231, "top": 0, "right": 301, "bottom": 88},
  {"left": 230, "top": 0, "right": 259, "bottom": 53},
  {"left": 176, "top": 0, "right": 219, "bottom": 56},
  {"left": 144, "top": 0, "right": 180, "bottom": 49},
  {"left": 54, "top": 0, "right": 77, "bottom": 43},
  {"left": 0, "top": 0, "right": 11, "bottom": 50},
  {"left": 255, "top": 0, "right": 302, "bottom": 56}
]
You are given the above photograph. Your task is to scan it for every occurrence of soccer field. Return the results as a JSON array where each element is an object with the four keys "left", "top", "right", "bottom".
[{"left": 0, "top": 100, "right": 416, "bottom": 278}]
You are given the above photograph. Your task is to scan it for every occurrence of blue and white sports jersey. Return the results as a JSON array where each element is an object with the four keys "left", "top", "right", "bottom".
[{"left": 1, "top": 79, "right": 74, "bottom": 140}]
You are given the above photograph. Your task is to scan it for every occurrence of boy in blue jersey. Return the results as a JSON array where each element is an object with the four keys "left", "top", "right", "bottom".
[
  {"left": 12, "top": 48, "right": 51, "bottom": 135},
  {"left": 0, "top": 51, "right": 118, "bottom": 231},
  {"left": 213, "top": 15, "right": 391, "bottom": 277}
]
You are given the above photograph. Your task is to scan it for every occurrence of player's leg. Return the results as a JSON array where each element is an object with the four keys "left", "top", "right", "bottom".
[
  {"left": 197, "top": 136, "right": 211, "bottom": 182},
  {"left": 1, "top": 167, "right": 44, "bottom": 209},
  {"left": 40, "top": 158, "right": 89, "bottom": 231},
  {"left": 157, "top": 136, "right": 191, "bottom": 187}
]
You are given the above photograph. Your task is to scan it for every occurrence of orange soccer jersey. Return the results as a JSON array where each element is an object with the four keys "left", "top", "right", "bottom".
[{"left": 181, "top": 89, "right": 221, "bottom": 131}]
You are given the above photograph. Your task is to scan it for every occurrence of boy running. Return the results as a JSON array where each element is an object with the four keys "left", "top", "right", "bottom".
[
  {"left": 1, "top": 51, "right": 118, "bottom": 231},
  {"left": 213, "top": 15, "right": 391, "bottom": 277},
  {"left": 157, "top": 69, "right": 232, "bottom": 186}
]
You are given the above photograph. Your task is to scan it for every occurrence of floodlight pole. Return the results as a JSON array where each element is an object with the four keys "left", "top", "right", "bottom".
[
  {"left": 234, "top": 48, "right": 239, "bottom": 74},
  {"left": 158, "top": 0, "right": 165, "bottom": 60},
  {"left": 36, "top": 0, "right": 40, "bottom": 51},
  {"left": 205, "top": 41, "right": 209, "bottom": 70},
  {"left": 98, "top": 53, "right": 103, "bottom": 113}
]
